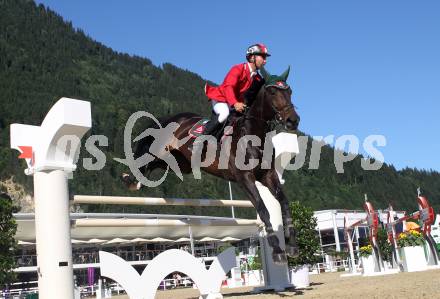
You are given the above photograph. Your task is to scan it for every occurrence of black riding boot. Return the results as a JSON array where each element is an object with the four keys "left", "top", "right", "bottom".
[
  {"left": 203, "top": 114, "right": 221, "bottom": 137},
  {"left": 190, "top": 114, "right": 221, "bottom": 152}
]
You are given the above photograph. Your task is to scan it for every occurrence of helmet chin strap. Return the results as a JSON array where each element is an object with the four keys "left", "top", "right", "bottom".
[{"left": 250, "top": 56, "right": 258, "bottom": 71}]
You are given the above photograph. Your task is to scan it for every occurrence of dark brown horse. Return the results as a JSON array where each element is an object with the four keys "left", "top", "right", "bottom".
[{"left": 123, "top": 67, "right": 300, "bottom": 264}]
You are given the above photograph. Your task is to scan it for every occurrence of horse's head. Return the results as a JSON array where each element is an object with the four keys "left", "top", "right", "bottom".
[{"left": 260, "top": 66, "right": 300, "bottom": 131}]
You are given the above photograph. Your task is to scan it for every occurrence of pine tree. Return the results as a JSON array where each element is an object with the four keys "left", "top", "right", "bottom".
[{"left": 0, "top": 192, "right": 19, "bottom": 287}]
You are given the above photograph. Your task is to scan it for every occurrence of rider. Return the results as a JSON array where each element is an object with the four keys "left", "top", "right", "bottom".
[{"left": 202, "top": 43, "right": 270, "bottom": 137}]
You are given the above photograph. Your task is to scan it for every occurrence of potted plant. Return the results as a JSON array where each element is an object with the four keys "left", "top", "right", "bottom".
[
  {"left": 359, "top": 244, "right": 375, "bottom": 274},
  {"left": 397, "top": 229, "right": 427, "bottom": 272},
  {"left": 287, "top": 201, "right": 321, "bottom": 288}
]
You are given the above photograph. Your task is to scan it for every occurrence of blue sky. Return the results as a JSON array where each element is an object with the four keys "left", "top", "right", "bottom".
[{"left": 35, "top": 0, "right": 440, "bottom": 171}]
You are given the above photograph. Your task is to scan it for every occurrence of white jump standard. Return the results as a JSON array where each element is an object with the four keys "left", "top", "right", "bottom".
[{"left": 10, "top": 98, "right": 92, "bottom": 299}]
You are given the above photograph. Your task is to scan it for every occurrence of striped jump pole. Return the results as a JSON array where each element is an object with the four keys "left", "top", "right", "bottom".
[{"left": 73, "top": 195, "right": 254, "bottom": 208}]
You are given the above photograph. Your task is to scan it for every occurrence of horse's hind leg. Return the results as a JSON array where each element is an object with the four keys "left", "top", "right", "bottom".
[
  {"left": 261, "top": 171, "right": 299, "bottom": 258},
  {"left": 239, "top": 172, "right": 287, "bottom": 264}
]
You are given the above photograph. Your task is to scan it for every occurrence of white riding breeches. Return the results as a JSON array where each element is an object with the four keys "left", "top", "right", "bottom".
[{"left": 211, "top": 100, "right": 230, "bottom": 123}]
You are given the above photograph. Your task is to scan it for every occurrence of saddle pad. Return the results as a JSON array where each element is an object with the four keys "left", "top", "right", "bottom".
[{"left": 188, "top": 118, "right": 210, "bottom": 138}]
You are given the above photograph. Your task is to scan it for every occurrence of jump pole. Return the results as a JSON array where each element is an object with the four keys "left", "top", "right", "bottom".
[{"left": 73, "top": 195, "right": 254, "bottom": 207}]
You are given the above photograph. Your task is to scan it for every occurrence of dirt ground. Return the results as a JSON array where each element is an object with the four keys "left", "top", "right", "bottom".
[{"left": 103, "top": 268, "right": 440, "bottom": 299}]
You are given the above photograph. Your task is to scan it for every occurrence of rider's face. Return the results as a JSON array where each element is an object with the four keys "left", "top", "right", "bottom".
[{"left": 254, "top": 54, "right": 267, "bottom": 69}]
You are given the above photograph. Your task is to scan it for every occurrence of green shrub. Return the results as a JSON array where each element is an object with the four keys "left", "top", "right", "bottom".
[
  {"left": 377, "top": 227, "right": 392, "bottom": 262},
  {"left": 287, "top": 201, "right": 321, "bottom": 267}
]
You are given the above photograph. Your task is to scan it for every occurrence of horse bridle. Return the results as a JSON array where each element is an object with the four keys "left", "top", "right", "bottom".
[
  {"left": 272, "top": 101, "right": 295, "bottom": 124},
  {"left": 265, "top": 85, "right": 295, "bottom": 127},
  {"left": 242, "top": 84, "right": 295, "bottom": 130}
]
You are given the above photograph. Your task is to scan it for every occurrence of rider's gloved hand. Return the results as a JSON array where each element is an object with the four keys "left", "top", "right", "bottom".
[{"left": 233, "top": 102, "right": 246, "bottom": 113}]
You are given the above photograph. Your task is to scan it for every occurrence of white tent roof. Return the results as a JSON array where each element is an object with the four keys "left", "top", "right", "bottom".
[
  {"left": 129, "top": 238, "right": 150, "bottom": 243},
  {"left": 220, "top": 237, "right": 241, "bottom": 242},
  {"left": 87, "top": 238, "right": 107, "bottom": 244},
  {"left": 174, "top": 237, "right": 191, "bottom": 243},
  {"left": 71, "top": 239, "right": 88, "bottom": 244},
  {"left": 14, "top": 213, "right": 258, "bottom": 243},
  {"left": 198, "top": 237, "right": 220, "bottom": 242},
  {"left": 18, "top": 240, "right": 35, "bottom": 245},
  {"left": 103, "top": 238, "right": 129, "bottom": 245},
  {"left": 149, "top": 237, "right": 173, "bottom": 243}
]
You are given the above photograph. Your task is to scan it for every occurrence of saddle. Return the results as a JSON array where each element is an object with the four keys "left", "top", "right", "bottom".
[{"left": 188, "top": 113, "right": 239, "bottom": 142}]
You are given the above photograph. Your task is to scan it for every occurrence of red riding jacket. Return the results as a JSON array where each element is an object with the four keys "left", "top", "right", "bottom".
[{"left": 205, "top": 63, "right": 263, "bottom": 106}]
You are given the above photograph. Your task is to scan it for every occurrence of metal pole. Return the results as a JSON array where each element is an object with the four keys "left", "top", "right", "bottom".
[
  {"left": 188, "top": 224, "right": 195, "bottom": 256},
  {"left": 354, "top": 226, "right": 360, "bottom": 262},
  {"left": 228, "top": 181, "right": 235, "bottom": 218},
  {"left": 332, "top": 212, "right": 341, "bottom": 252},
  {"left": 346, "top": 230, "right": 356, "bottom": 273},
  {"left": 317, "top": 227, "right": 324, "bottom": 261}
]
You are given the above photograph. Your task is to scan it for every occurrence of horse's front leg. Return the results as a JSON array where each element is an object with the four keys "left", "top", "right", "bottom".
[
  {"left": 261, "top": 170, "right": 299, "bottom": 258},
  {"left": 238, "top": 171, "right": 287, "bottom": 264}
]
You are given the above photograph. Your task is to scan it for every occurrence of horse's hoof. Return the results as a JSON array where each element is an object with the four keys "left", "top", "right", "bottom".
[
  {"left": 286, "top": 245, "right": 299, "bottom": 258},
  {"left": 121, "top": 173, "right": 141, "bottom": 191},
  {"left": 272, "top": 251, "right": 287, "bottom": 265},
  {"left": 132, "top": 181, "right": 142, "bottom": 191}
]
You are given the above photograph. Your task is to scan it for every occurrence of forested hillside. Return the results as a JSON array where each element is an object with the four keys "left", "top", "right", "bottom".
[{"left": 1, "top": 0, "right": 439, "bottom": 217}]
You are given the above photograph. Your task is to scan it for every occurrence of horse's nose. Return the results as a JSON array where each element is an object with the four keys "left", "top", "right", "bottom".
[{"left": 285, "top": 115, "right": 300, "bottom": 131}]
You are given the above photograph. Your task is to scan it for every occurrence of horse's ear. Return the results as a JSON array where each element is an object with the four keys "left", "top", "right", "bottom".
[
  {"left": 280, "top": 66, "right": 290, "bottom": 82},
  {"left": 260, "top": 67, "right": 271, "bottom": 81}
]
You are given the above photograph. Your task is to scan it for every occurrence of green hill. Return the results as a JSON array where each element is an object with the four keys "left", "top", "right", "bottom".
[{"left": 1, "top": 0, "right": 439, "bottom": 217}]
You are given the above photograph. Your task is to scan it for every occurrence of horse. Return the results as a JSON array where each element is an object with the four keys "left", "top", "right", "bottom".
[{"left": 122, "top": 67, "right": 300, "bottom": 264}]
